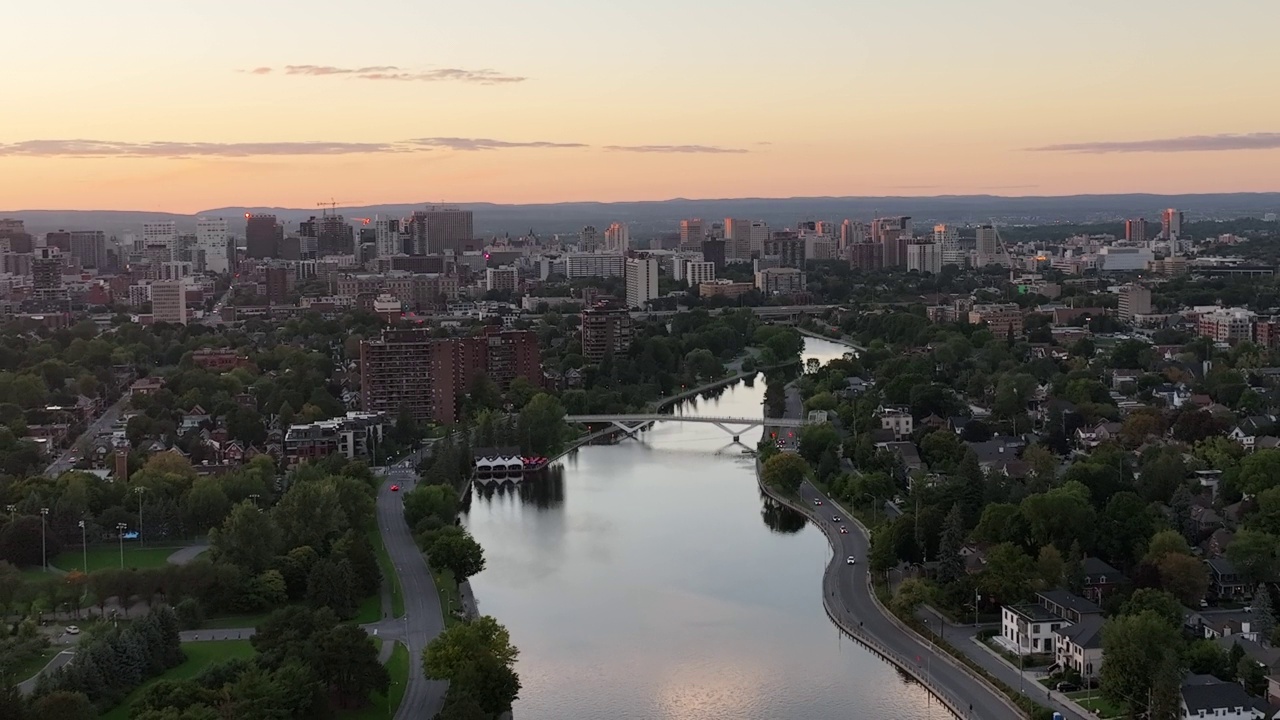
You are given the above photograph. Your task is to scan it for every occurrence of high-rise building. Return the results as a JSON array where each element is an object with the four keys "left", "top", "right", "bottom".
[
  {"left": 1161, "top": 209, "right": 1183, "bottom": 240},
  {"left": 69, "top": 230, "right": 107, "bottom": 269},
  {"left": 685, "top": 260, "right": 716, "bottom": 286},
  {"left": 316, "top": 215, "right": 354, "bottom": 256},
  {"left": 151, "top": 280, "right": 188, "bottom": 325},
  {"left": 625, "top": 256, "right": 658, "bottom": 309},
  {"left": 194, "top": 219, "right": 230, "bottom": 274},
  {"left": 764, "top": 231, "right": 806, "bottom": 268},
  {"left": 755, "top": 267, "right": 807, "bottom": 295},
  {"left": 32, "top": 246, "right": 66, "bottom": 301},
  {"left": 407, "top": 207, "right": 474, "bottom": 255},
  {"left": 581, "top": 304, "right": 634, "bottom": 362},
  {"left": 564, "top": 253, "right": 626, "bottom": 278},
  {"left": 142, "top": 222, "right": 178, "bottom": 261},
  {"left": 579, "top": 226, "right": 601, "bottom": 252},
  {"left": 0, "top": 219, "right": 33, "bottom": 254},
  {"left": 1118, "top": 284, "right": 1152, "bottom": 321},
  {"left": 749, "top": 221, "right": 770, "bottom": 258},
  {"left": 374, "top": 218, "right": 402, "bottom": 257},
  {"left": 975, "top": 224, "right": 1005, "bottom": 267},
  {"left": 679, "top": 219, "right": 705, "bottom": 249},
  {"left": 245, "top": 214, "right": 281, "bottom": 259},
  {"left": 847, "top": 242, "right": 883, "bottom": 271},
  {"left": 486, "top": 266, "right": 519, "bottom": 293},
  {"left": 701, "top": 239, "right": 727, "bottom": 269},
  {"left": 360, "top": 328, "right": 541, "bottom": 424},
  {"left": 872, "top": 216, "right": 912, "bottom": 267},
  {"left": 604, "top": 222, "right": 630, "bottom": 252},
  {"left": 839, "top": 220, "right": 866, "bottom": 252},
  {"left": 724, "top": 218, "right": 752, "bottom": 260},
  {"left": 264, "top": 266, "right": 293, "bottom": 303},
  {"left": 933, "top": 224, "right": 966, "bottom": 267},
  {"left": 44, "top": 231, "right": 71, "bottom": 252},
  {"left": 1124, "top": 218, "right": 1149, "bottom": 244},
  {"left": 906, "top": 241, "right": 942, "bottom": 274}
]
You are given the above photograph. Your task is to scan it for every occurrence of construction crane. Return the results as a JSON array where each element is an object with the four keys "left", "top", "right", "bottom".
[{"left": 316, "top": 198, "right": 358, "bottom": 216}]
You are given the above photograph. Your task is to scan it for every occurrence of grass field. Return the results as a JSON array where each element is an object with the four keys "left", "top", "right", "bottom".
[
  {"left": 435, "top": 568, "right": 462, "bottom": 627},
  {"left": 370, "top": 528, "right": 404, "bottom": 618},
  {"left": 1069, "top": 692, "right": 1126, "bottom": 718},
  {"left": 339, "top": 641, "right": 410, "bottom": 720},
  {"left": 51, "top": 545, "right": 180, "bottom": 573},
  {"left": 101, "top": 640, "right": 255, "bottom": 720},
  {"left": 10, "top": 646, "right": 62, "bottom": 684}
]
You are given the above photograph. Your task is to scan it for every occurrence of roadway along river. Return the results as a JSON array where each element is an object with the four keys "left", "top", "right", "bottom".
[{"left": 463, "top": 337, "right": 957, "bottom": 720}]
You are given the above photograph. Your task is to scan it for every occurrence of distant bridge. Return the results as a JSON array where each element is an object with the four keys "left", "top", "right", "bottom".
[{"left": 565, "top": 414, "right": 808, "bottom": 441}]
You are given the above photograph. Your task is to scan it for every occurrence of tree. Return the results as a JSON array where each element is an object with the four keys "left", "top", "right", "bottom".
[
  {"left": 798, "top": 424, "right": 840, "bottom": 466},
  {"left": 937, "top": 506, "right": 965, "bottom": 583},
  {"left": 1238, "top": 654, "right": 1267, "bottom": 696},
  {"left": 518, "top": 394, "right": 566, "bottom": 455},
  {"left": 30, "top": 691, "right": 96, "bottom": 720},
  {"left": 1252, "top": 582, "right": 1275, "bottom": 641},
  {"left": 184, "top": 477, "right": 231, "bottom": 532},
  {"left": 403, "top": 484, "right": 459, "bottom": 530},
  {"left": 1171, "top": 410, "right": 1230, "bottom": 443},
  {"left": 892, "top": 578, "right": 934, "bottom": 615},
  {"left": 423, "top": 617, "right": 520, "bottom": 714},
  {"left": 306, "top": 624, "right": 391, "bottom": 709},
  {"left": 271, "top": 480, "right": 348, "bottom": 554},
  {"left": 306, "top": 559, "right": 358, "bottom": 619},
  {"left": 1101, "top": 611, "right": 1184, "bottom": 718},
  {"left": 1121, "top": 589, "right": 1183, "bottom": 628},
  {"left": 1157, "top": 553, "right": 1209, "bottom": 606},
  {"left": 209, "top": 501, "right": 281, "bottom": 574},
  {"left": 761, "top": 453, "right": 809, "bottom": 494},
  {"left": 977, "top": 543, "right": 1033, "bottom": 606},
  {"left": 1036, "top": 545, "right": 1065, "bottom": 590},
  {"left": 1226, "top": 530, "right": 1279, "bottom": 586},
  {"left": 1145, "top": 529, "right": 1193, "bottom": 563},
  {"left": 427, "top": 531, "right": 486, "bottom": 583}
]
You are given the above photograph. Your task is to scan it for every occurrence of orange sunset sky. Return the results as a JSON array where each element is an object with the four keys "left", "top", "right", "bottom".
[{"left": 3, "top": 0, "right": 1279, "bottom": 213}]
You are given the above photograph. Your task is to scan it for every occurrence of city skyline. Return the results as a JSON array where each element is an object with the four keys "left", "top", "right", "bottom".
[{"left": 4, "top": 0, "right": 1280, "bottom": 212}]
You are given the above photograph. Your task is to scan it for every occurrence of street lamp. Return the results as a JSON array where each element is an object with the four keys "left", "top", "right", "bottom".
[
  {"left": 248, "top": 493, "right": 260, "bottom": 508},
  {"left": 40, "top": 508, "right": 49, "bottom": 572},
  {"left": 5, "top": 504, "right": 15, "bottom": 520},
  {"left": 116, "top": 523, "right": 128, "bottom": 569},
  {"left": 78, "top": 520, "right": 87, "bottom": 574},
  {"left": 133, "top": 487, "right": 146, "bottom": 546}
]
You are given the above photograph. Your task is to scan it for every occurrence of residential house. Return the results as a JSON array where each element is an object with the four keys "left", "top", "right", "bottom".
[
  {"left": 130, "top": 377, "right": 165, "bottom": 396},
  {"left": 1109, "top": 369, "right": 1141, "bottom": 390},
  {"left": 1208, "top": 558, "right": 1250, "bottom": 599},
  {"left": 1037, "top": 590, "right": 1104, "bottom": 624},
  {"left": 839, "top": 376, "right": 873, "bottom": 399},
  {"left": 1202, "top": 612, "right": 1260, "bottom": 642},
  {"left": 1202, "top": 528, "right": 1236, "bottom": 559},
  {"left": 1151, "top": 383, "right": 1192, "bottom": 408},
  {"left": 877, "top": 406, "right": 914, "bottom": 440},
  {"left": 1180, "top": 678, "right": 1266, "bottom": 719},
  {"left": 877, "top": 441, "right": 924, "bottom": 476},
  {"left": 1230, "top": 416, "right": 1277, "bottom": 451},
  {"left": 967, "top": 436, "right": 1027, "bottom": 471},
  {"left": 1081, "top": 557, "right": 1128, "bottom": 604},
  {"left": 1214, "top": 637, "right": 1280, "bottom": 674},
  {"left": 1192, "top": 505, "right": 1226, "bottom": 534},
  {"left": 999, "top": 603, "right": 1068, "bottom": 656},
  {"left": 1075, "top": 421, "right": 1122, "bottom": 448},
  {"left": 1052, "top": 615, "right": 1104, "bottom": 680}
]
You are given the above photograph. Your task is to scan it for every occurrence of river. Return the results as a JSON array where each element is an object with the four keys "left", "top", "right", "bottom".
[{"left": 463, "top": 337, "right": 956, "bottom": 720}]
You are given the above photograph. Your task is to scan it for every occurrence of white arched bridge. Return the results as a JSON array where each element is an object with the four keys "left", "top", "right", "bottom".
[{"left": 565, "top": 414, "right": 809, "bottom": 442}]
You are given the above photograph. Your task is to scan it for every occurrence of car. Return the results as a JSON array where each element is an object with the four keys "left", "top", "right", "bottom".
[
  {"left": 1243, "top": 606, "right": 1253, "bottom": 613},
  {"left": 839, "top": 526, "right": 849, "bottom": 534},
  {"left": 813, "top": 499, "right": 823, "bottom": 506},
  {"left": 65, "top": 626, "right": 80, "bottom": 635},
  {"left": 1054, "top": 682, "right": 1078, "bottom": 693},
  {"left": 832, "top": 515, "right": 841, "bottom": 522},
  {"left": 390, "top": 485, "right": 400, "bottom": 492},
  {"left": 846, "top": 556, "right": 856, "bottom": 565}
]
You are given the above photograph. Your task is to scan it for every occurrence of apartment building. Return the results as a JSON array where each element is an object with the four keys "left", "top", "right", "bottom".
[
  {"left": 284, "top": 411, "right": 388, "bottom": 467},
  {"left": 581, "top": 303, "right": 634, "bottom": 362},
  {"left": 969, "top": 303, "right": 1024, "bottom": 338}
]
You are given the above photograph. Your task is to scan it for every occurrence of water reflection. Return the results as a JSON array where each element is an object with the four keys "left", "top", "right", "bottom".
[
  {"left": 471, "top": 466, "right": 566, "bottom": 509},
  {"left": 759, "top": 493, "right": 807, "bottom": 535}
]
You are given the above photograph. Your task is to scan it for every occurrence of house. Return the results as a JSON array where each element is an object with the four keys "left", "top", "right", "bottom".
[
  {"left": 1192, "top": 505, "right": 1225, "bottom": 534},
  {"left": 1267, "top": 674, "right": 1280, "bottom": 708},
  {"left": 1230, "top": 416, "right": 1277, "bottom": 451},
  {"left": 1202, "top": 528, "right": 1237, "bottom": 558},
  {"left": 1052, "top": 615, "right": 1104, "bottom": 680},
  {"left": 999, "top": 603, "right": 1068, "bottom": 656},
  {"left": 1076, "top": 421, "right": 1123, "bottom": 448},
  {"left": 130, "top": 376, "right": 165, "bottom": 396},
  {"left": 1081, "top": 557, "right": 1128, "bottom": 603},
  {"left": 967, "top": 436, "right": 1027, "bottom": 470},
  {"left": 877, "top": 406, "right": 914, "bottom": 440},
  {"left": 1037, "top": 590, "right": 1104, "bottom": 624},
  {"left": 1181, "top": 678, "right": 1266, "bottom": 719},
  {"left": 1208, "top": 558, "right": 1249, "bottom": 598},
  {"left": 1151, "top": 383, "right": 1191, "bottom": 408},
  {"left": 877, "top": 441, "right": 924, "bottom": 475},
  {"left": 1110, "top": 369, "right": 1141, "bottom": 390},
  {"left": 1215, "top": 637, "right": 1280, "bottom": 673},
  {"left": 839, "top": 376, "right": 873, "bottom": 399}
]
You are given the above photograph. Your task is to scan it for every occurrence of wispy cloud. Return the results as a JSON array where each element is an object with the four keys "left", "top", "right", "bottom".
[
  {"left": 1028, "top": 132, "right": 1280, "bottom": 154},
  {"left": 604, "top": 144, "right": 748, "bottom": 154},
  {"left": 247, "top": 64, "right": 527, "bottom": 84},
  {"left": 0, "top": 139, "right": 406, "bottom": 158},
  {"left": 407, "top": 137, "right": 587, "bottom": 151}
]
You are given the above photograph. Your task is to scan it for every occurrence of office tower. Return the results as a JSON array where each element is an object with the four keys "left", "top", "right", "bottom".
[
  {"left": 1161, "top": 209, "right": 1183, "bottom": 240},
  {"left": 579, "top": 226, "right": 600, "bottom": 252},
  {"left": 685, "top": 261, "right": 716, "bottom": 287},
  {"left": 701, "top": 239, "right": 727, "bottom": 270},
  {"left": 245, "top": 214, "right": 281, "bottom": 259},
  {"left": 748, "top": 221, "right": 770, "bottom": 258},
  {"left": 839, "top": 220, "right": 866, "bottom": 251},
  {"left": 486, "top": 266, "right": 519, "bottom": 293},
  {"left": 976, "top": 224, "right": 1005, "bottom": 267},
  {"left": 44, "top": 231, "right": 71, "bottom": 252},
  {"left": 360, "top": 328, "right": 541, "bottom": 424},
  {"left": 679, "top": 219, "right": 705, "bottom": 249},
  {"left": 755, "top": 267, "right": 807, "bottom": 295},
  {"left": 847, "top": 241, "right": 883, "bottom": 270},
  {"left": 764, "top": 231, "right": 806, "bottom": 268},
  {"left": 625, "top": 256, "right": 658, "bottom": 309},
  {"left": 814, "top": 221, "right": 838, "bottom": 238},
  {"left": 407, "top": 206, "right": 474, "bottom": 255},
  {"left": 872, "top": 216, "right": 912, "bottom": 267},
  {"left": 151, "top": 280, "right": 188, "bottom": 324},
  {"left": 1124, "top": 218, "right": 1149, "bottom": 243},
  {"left": 374, "top": 218, "right": 401, "bottom": 257},
  {"left": 932, "top": 224, "right": 966, "bottom": 267},
  {"left": 1118, "top": 284, "right": 1152, "bottom": 321},
  {"left": 32, "top": 247, "right": 66, "bottom": 301},
  {"left": 142, "top": 221, "right": 178, "bottom": 261},
  {"left": 316, "top": 215, "right": 354, "bottom": 256},
  {"left": 194, "top": 219, "right": 230, "bottom": 274},
  {"left": 69, "top": 230, "right": 107, "bottom": 269},
  {"left": 906, "top": 241, "right": 943, "bottom": 274},
  {"left": 724, "top": 218, "right": 754, "bottom": 260},
  {"left": 0, "top": 219, "right": 33, "bottom": 254},
  {"left": 604, "top": 222, "right": 630, "bottom": 252}
]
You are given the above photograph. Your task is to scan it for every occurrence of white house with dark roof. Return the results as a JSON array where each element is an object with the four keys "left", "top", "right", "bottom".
[
  {"left": 1180, "top": 678, "right": 1265, "bottom": 719},
  {"left": 1052, "top": 615, "right": 1105, "bottom": 680}
]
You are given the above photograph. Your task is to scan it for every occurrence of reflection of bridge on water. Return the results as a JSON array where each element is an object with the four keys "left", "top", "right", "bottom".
[{"left": 564, "top": 414, "right": 809, "bottom": 442}]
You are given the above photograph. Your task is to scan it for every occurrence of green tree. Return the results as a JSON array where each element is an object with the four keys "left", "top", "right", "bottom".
[
  {"left": 271, "top": 480, "right": 349, "bottom": 554},
  {"left": 306, "top": 624, "right": 391, "bottom": 709},
  {"left": 518, "top": 394, "right": 566, "bottom": 455},
  {"left": 427, "top": 530, "right": 486, "bottom": 583},
  {"left": 184, "top": 477, "right": 231, "bottom": 532},
  {"left": 1121, "top": 589, "right": 1183, "bottom": 627},
  {"left": 937, "top": 506, "right": 966, "bottom": 583},
  {"left": 797, "top": 424, "right": 840, "bottom": 466},
  {"left": 976, "top": 543, "right": 1033, "bottom": 606},
  {"left": 30, "top": 691, "right": 96, "bottom": 720},
  {"left": 1036, "top": 545, "right": 1065, "bottom": 590},
  {"left": 1101, "top": 611, "right": 1184, "bottom": 718},
  {"left": 761, "top": 453, "right": 809, "bottom": 494},
  {"left": 892, "top": 578, "right": 933, "bottom": 615},
  {"left": 306, "top": 559, "right": 358, "bottom": 619},
  {"left": 404, "top": 484, "right": 459, "bottom": 529},
  {"left": 423, "top": 616, "right": 520, "bottom": 714},
  {"left": 1226, "top": 530, "right": 1279, "bottom": 585},
  {"left": 1157, "top": 553, "right": 1209, "bottom": 606},
  {"left": 209, "top": 501, "right": 281, "bottom": 574}
]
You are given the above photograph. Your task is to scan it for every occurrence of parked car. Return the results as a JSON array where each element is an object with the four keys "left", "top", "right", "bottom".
[
  {"left": 1055, "top": 682, "right": 1078, "bottom": 693},
  {"left": 65, "top": 626, "right": 80, "bottom": 635}
]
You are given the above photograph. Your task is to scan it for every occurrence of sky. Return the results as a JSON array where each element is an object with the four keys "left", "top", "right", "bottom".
[{"left": 3, "top": 0, "right": 1279, "bottom": 212}]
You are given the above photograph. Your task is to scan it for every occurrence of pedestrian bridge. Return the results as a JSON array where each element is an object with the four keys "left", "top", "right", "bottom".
[{"left": 565, "top": 414, "right": 808, "bottom": 441}]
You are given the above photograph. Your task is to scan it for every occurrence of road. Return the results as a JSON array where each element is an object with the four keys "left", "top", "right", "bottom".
[
  {"left": 45, "top": 392, "right": 130, "bottom": 478},
  {"left": 17, "top": 650, "right": 75, "bottom": 695}
]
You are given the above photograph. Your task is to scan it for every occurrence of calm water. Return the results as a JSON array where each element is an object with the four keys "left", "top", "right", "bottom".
[{"left": 463, "top": 337, "right": 955, "bottom": 720}]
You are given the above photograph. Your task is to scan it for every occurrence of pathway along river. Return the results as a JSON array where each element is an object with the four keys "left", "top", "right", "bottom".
[{"left": 463, "top": 337, "right": 957, "bottom": 720}]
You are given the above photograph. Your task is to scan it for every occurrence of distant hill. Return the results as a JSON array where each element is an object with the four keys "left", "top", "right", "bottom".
[{"left": 6, "top": 193, "right": 1279, "bottom": 237}]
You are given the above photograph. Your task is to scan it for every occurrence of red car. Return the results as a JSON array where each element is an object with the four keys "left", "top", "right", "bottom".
[{"left": 390, "top": 484, "right": 400, "bottom": 492}]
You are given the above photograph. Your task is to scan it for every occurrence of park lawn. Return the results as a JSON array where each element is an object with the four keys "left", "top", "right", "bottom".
[
  {"left": 370, "top": 528, "right": 404, "bottom": 618},
  {"left": 1069, "top": 692, "right": 1126, "bottom": 718},
  {"left": 435, "top": 568, "right": 463, "bottom": 628},
  {"left": 10, "top": 646, "right": 62, "bottom": 684},
  {"left": 354, "top": 593, "right": 381, "bottom": 625},
  {"left": 338, "top": 641, "right": 410, "bottom": 720},
  {"left": 51, "top": 545, "right": 180, "bottom": 573},
  {"left": 101, "top": 640, "right": 255, "bottom": 720}
]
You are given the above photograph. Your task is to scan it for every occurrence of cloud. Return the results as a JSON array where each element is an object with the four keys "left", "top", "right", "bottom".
[
  {"left": 604, "top": 144, "right": 748, "bottom": 154},
  {"left": 0, "top": 139, "right": 406, "bottom": 158},
  {"left": 1028, "top": 132, "right": 1280, "bottom": 154},
  {"left": 407, "top": 137, "right": 587, "bottom": 151},
  {"left": 251, "top": 64, "right": 527, "bottom": 84}
]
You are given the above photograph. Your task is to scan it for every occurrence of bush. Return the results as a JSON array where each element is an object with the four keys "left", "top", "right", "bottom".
[{"left": 175, "top": 598, "right": 204, "bottom": 630}]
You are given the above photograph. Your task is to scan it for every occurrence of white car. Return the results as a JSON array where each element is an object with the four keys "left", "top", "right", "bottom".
[
  {"left": 846, "top": 556, "right": 856, "bottom": 565},
  {"left": 65, "top": 625, "right": 80, "bottom": 635}
]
